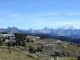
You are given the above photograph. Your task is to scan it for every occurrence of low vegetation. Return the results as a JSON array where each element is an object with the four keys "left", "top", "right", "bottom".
[{"left": 0, "top": 32, "right": 80, "bottom": 60}]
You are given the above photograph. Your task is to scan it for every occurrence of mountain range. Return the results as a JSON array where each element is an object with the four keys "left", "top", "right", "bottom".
[
  {"left": 0, "top": 25, "right": 80, "bottom": 44},
  {"left": 0, "top": 25, "right": 80, "bottom": 38}
]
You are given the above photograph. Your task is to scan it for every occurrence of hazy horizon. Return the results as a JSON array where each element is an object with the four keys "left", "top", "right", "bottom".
[
  {"left": 0, "top": 0, "right": 80, "bottom": 29},
  {"left": 0, "top": 25, "right": 79, "bottom": 30}
]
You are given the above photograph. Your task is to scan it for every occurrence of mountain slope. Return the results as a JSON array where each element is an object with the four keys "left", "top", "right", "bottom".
[{"left": 0, "top": 26, "right": 80, "bottom": 39}]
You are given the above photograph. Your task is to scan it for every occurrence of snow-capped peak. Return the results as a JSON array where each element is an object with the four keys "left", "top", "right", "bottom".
[
  {"left": 57, "top": 25, "right": 74, "bottom": 30},
  {"left": 64, "top": 25, "right": 74, "bottom": 29}
]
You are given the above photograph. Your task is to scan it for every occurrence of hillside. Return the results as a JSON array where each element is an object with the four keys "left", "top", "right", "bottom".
[
  {"left": 26, "top": 36, "right": 80, "bottom": 58},
  {"left": 0, "top": 46, "right": 35, "bottom": 60},
  {"left": 0, "top": 35, "right": 80, "bottom": 60}
]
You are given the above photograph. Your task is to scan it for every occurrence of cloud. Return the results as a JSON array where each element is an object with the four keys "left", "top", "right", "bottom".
[
  {"left": 4, "top": 12, "right": 59, "bottom": 23},
  {"left": 0, "top": 10, "right": 80, "bottom": 29},
  {"left": 67, "top": 13, "right": 80, "bottom": 16},
  {"left": 34, "top": 12, "right": 59, "bottom": 17},
  {"left": 26, "top": 20, "right": 80, "bottom": 29}
]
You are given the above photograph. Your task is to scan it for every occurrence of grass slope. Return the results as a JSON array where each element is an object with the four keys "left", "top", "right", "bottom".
[{"left": 0, "top": 46, "right": 35, "bottom": 60}]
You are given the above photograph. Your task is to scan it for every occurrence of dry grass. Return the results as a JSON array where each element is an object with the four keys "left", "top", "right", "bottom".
[
  {"left": 27, "top": 36, "right": 38, "bottom": 40},
  {"left": 0, "top": 35, "right": 79, "bottom": 60},
  {"left": 0, "top": 46, "right": 36, "bottom": 60}
]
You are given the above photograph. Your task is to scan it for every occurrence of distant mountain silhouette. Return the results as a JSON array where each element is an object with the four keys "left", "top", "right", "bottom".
[
  {"left": 0, "top": 26, "right": 80, "bottom": 44},
  {"left": 0, "top": 27, "right": 26, "bottom": 34}
]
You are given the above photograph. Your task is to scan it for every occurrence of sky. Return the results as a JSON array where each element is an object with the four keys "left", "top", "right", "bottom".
[{"left": 0, "top": 0, "right": 80, "bottom": 29}]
